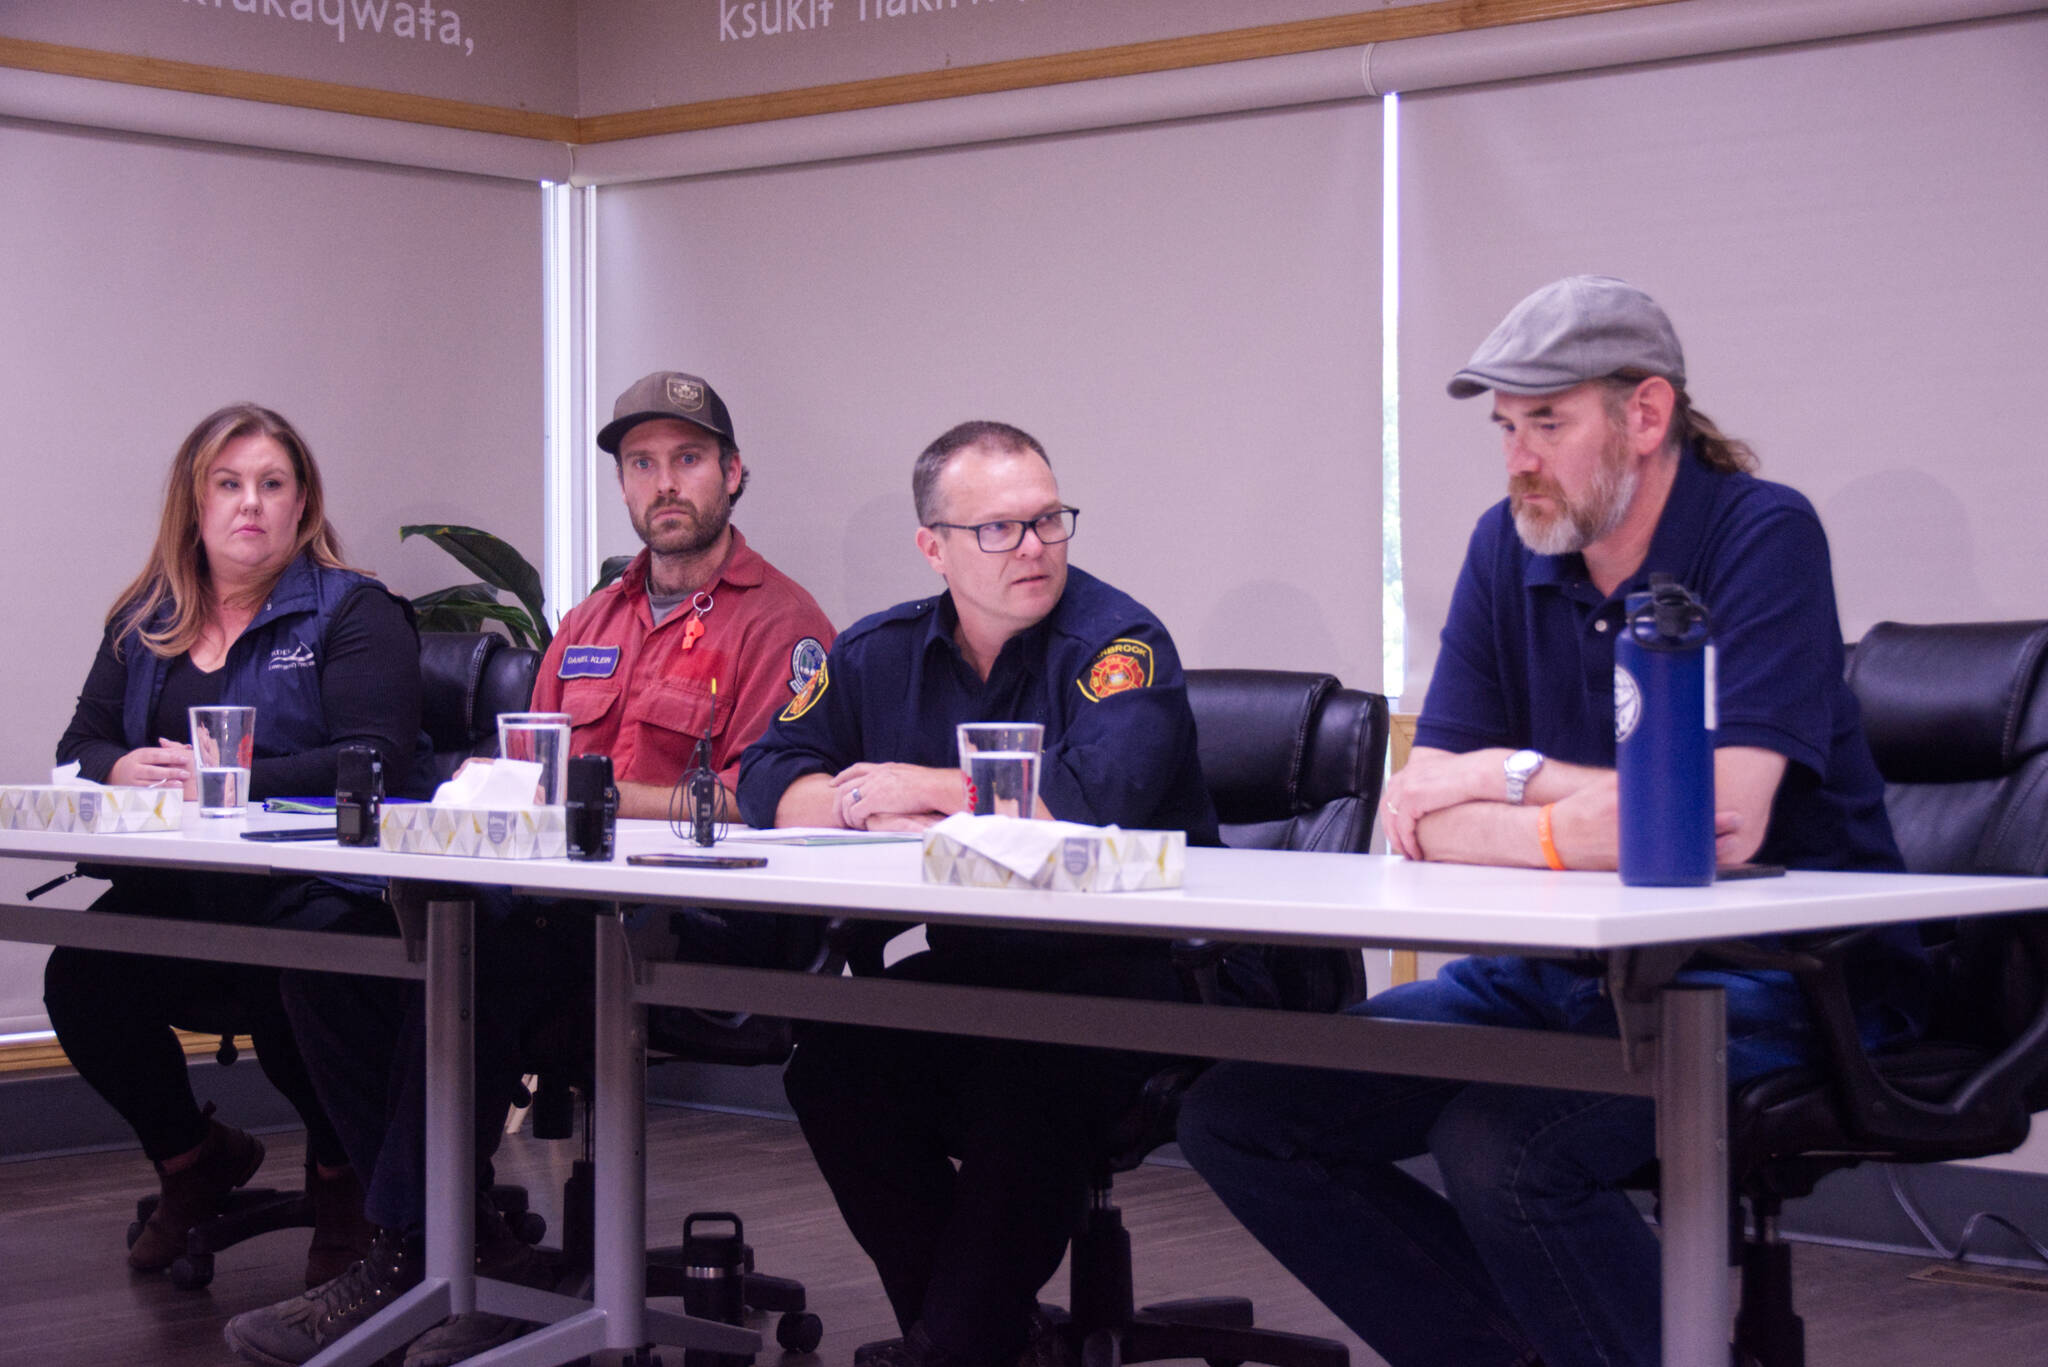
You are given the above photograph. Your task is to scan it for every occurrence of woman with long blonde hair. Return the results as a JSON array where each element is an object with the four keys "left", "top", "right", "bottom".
[{"left": 44, "top": 403, "right": 434, "bottom": 1286}]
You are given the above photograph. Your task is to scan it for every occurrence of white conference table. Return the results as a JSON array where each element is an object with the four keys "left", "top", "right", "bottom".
[{"left": 4, "top": 814, "right": 2045, "bottom": 1367}]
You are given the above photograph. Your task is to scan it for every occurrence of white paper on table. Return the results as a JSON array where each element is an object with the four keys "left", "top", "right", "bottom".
[
  {"left": 49, "top": 763, "right": 101, "bottom": 788},
  {"left": 926, "top": 812, "right": 1123, "bottom": 878},
  {"left": 430, "top": 758, "right": 544, "bottom": 808}
]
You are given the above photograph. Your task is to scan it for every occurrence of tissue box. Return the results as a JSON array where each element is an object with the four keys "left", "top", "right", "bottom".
[
  {"left": 922, "top": 825, "right": 1185, "bottom": 892},
  {"left": 0, "top": 784, "right": 182, "bottom": 833},
  {"left": 380, "top": 804, "right": 567, "bottom": 859}
]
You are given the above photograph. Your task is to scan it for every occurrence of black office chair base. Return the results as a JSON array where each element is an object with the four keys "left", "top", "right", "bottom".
[
  {"left": 131, "top": 1186, "right": 310, "bottom": 1289},
  {"left": 1062, "top": 1201, "right": 1349, "bottom": 1367}
]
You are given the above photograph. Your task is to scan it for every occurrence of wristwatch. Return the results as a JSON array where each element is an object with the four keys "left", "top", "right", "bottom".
[{"left": 1504, "top": 749, "right": 1545, "bottom": 805}]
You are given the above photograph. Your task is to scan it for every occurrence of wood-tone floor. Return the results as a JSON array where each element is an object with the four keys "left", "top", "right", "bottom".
[{"left": 1, "top": 1106, "right": 2044, "bottom": 1367}]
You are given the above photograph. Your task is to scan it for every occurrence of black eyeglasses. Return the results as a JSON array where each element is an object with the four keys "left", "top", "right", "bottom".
[{"left": 926, "top": 507, "right": 1080, "bottom": 553}]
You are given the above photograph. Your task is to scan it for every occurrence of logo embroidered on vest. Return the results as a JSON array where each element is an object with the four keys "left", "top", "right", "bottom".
[{"left": 267, "top": 643, "right": 317, "bottom": 672}]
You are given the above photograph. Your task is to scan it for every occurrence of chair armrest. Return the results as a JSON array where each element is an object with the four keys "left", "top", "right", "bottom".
[{"left": 1775, "top": 913, "right": 2048, "bottom": 1150}]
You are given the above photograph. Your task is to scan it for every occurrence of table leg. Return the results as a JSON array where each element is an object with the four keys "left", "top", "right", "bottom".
[
  {"left": 1657, "top": 983, "right": 1729, "bottom": 1367},
  {"left": 308, "top": 889, "right": 477, "bottom": 1366},
  {"left": 594, "top": 908, "right": 649, "bottom": 1351},
  {"left": 463, "top": 911, "right": 756, "bottom": 1367}
]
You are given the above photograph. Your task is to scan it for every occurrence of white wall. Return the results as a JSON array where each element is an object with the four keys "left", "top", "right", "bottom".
[
  {"left": 0, "top": 119, "right": 544, "bottom": 1033},
  {"left": 590, "top": 99, "right": 1385, "bottom": 689},
  {"left": 1395, "top": 12, "right": 2048, "bottom": 705}
]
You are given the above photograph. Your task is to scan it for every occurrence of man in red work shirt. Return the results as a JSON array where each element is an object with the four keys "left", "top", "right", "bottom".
[
  {"left": 536, "top": 369, "right": 834, "bottom": 818},
  {"left": 227, "top": 371, "right": 833, "bottom": 1367}
]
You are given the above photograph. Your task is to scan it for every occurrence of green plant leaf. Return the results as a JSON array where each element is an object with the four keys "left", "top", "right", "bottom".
[
  {"left": 593, "top": 555, "right": 635, "bottom": 593},
  {"left": 401, "top": 524, "right": 549, "bottom": 643},
  {"left": 411, "top": 593, "right": 546, "bottom": 649}
]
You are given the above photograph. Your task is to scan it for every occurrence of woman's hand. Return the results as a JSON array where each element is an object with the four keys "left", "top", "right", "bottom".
[{"left": 109, "top": 739, "right": 196, "bottom": 799}]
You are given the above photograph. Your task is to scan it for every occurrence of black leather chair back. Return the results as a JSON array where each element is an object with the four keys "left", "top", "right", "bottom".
[
  {"left": 1185, "top": 669, "right": 1388, "bottom": 856},
  {"left": 1847, "top": 620, "right": 2048, "bottom": 878},
  {"left": 1186, "top": 669, "right": 1388, "bottom": 1016},
  {"left": 418, "top": 632, "right": 543, "bottom": 785}
]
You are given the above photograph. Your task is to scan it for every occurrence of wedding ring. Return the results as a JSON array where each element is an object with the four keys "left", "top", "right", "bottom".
[{"left": 849, "top": 787, "right": 863, "bottom": 805}]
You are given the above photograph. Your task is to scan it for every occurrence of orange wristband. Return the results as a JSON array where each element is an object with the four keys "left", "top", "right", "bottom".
[{"left": 1536, "top": 803, "right": 1566, "bottom": 871}]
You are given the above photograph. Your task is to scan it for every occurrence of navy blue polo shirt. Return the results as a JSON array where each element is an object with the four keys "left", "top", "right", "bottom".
[
  {"left": 738, "top": 565, "right": 1219, "bottom": 963},
  {"left": 1416, "top": 447, "right": 1901, "bottom": 873}
]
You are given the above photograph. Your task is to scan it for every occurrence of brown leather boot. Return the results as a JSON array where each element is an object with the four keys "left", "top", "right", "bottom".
[
  {"left": 128, "top": 1110, "right": 265, "bottom": 1272},
  {"left": 303, "top": 1162, "right": 376, "bottom": 1288}
]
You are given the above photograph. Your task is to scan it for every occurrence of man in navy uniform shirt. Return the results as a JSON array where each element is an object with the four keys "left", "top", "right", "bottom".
[
  {"left": 740, "top": 420, "right": 1222, "bottom": 1367},
  {"left": 1177, "top": 277, "right": 1922, "bottom": 1367}
]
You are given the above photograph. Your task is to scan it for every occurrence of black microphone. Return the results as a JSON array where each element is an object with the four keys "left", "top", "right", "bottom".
[
  {"left": 335, "top": 744, "right": 383, "bottom": 847},
  {"left": 566, "top": 753, "right": 618, "bottom": 861},
  {"left": 687, "top": 679, "right": 721, "bottom": 846}
]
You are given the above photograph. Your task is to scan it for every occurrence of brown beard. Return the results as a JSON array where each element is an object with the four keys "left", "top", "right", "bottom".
[{"left": 633, "top": 494, "right": 731, "bottom": 558}]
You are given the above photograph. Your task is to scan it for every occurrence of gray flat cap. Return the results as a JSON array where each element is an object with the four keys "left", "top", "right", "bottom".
[{"left": 1447, "top": 275, "right": 1685, "bottom": 399}]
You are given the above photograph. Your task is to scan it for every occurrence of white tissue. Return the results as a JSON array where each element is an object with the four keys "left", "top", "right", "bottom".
[
  {"left": 49, "top": 763, "right": 100, "bottom": 788},
  {"left": 926, "top": 813, "right": 1121, "bottom": 878},
  {"left": 431, "top": 758, "right": 547, "bottom": 808}
]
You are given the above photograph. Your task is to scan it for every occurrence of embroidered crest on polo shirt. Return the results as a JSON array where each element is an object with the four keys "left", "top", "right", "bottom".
[
  {"left": 781, "top": 660, "right": 829, "bottom": 721},
  {"left": 267, "top": 643, "right": 316, "bottom": 672},
  {"left": 666, "top": 376, "right": 705, "bottom": 412},
  {"left": 559, "top": 645, "right": 621, "bottom": 680},
  {"left": 1077, "top": 638, "right": 1153, "bottom": 701},
  {"left": 788, "top": 637, "right": 826, "bottom": 694}
]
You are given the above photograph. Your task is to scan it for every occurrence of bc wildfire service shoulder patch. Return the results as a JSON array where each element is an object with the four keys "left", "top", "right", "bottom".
[
  {"left": 1077, "top": 638, "right": 1154, "bottom": 701},
  {"left": 781, "top": 660, "right": 830, "bottom": 721},
  {"left": 788, "top": 636, "right": 827, "bottom": 694}
]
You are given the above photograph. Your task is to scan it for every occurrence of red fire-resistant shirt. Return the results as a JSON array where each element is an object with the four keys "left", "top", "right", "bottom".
[{"left": 533, "top": 528, "right": 834, "bottom": 789}]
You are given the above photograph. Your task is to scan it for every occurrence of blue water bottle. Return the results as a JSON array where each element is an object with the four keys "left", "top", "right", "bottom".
[{"left": 1614, "top": 574, "right": 1715, "bottom": 886}]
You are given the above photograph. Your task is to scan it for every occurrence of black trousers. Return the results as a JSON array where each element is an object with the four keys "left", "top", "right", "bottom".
[
  {"left": 42, "top": 872, "right": 359, "bottom": 1167},
  {"left": 782, "top": 944, "right": 1181, "bottom": 1365}
]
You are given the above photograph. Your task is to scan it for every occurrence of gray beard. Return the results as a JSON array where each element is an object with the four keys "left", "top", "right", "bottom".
[{"left": 1513, "top": 452, "right": 1639, "bottom": 556}]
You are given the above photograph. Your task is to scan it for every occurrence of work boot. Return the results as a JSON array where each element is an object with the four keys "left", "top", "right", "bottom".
[
  {"left": 400, "top": 1200, "right": 556, "bottom": 1367},
  {"left": 854, "top": 1325, "right": 940, "bottom": 1367},
  {"left": 223, "top": 1225, "right": 422, "bottom": 1367},
  {"left": 128, "top": 1107, "right": 265, "bottom": 1272},
  {"left": 304, "top": 1161, "right": 377, "bottom": 1288}
]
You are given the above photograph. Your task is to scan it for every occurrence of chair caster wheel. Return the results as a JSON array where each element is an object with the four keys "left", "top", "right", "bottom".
[
  {"left": 510, "top": 1210, "right": 547, "bottom": 1244},
  {"left": 169, "top": 1252, "right": 215, "bottom": 1289},
  {"left": 776, "top": 1311, "right": 823, "bottom": 1353},
  {"left": 1081, "top": 1331, "right": 1122, "bottom": 1367},
  {"left": 125, "top": 1219, "right": 145, "bottom": 1250}
]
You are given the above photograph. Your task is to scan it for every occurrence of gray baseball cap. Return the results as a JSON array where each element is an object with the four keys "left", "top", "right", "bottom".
[
  {"left": 597, "top": 371, "right": 736, "bottom": 455},
  {"left": 1447, "top": 276, "right": 1685, "bottom": 399}
]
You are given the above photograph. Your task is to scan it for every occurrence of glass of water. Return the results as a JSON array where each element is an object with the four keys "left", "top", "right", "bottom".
[
  {"left": 496, "top": 712, "right": 573, "bottom": 806},
  {"left": 188, "top": 705, "right": 257, "bottom": 817},
  {"left": 956, "top": 722, "right": 1045, "bottom": 819}
]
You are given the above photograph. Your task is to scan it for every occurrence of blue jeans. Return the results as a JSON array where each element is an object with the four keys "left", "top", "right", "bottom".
[{"left": 1177, "top": 955, "right": 1838, "bottom": 1367}]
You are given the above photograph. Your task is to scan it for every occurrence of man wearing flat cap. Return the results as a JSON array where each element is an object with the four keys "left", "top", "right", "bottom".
[
  {"left": 1177, "top": 278, "right": 1922, "bottom": 1367},
  {"left": 229, "top": 372, "right": 833, "bottom": 1367}
]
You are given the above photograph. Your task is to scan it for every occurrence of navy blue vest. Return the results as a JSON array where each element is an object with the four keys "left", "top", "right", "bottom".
[{"left": 117, "top": 555, "right": 434, "bottom": 795}]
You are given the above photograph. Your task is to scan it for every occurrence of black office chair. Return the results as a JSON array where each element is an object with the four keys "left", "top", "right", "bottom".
[
  {"left": 1055, "top": 669, "right": 1389, "bottom": 1367},
  {"left": 419, "top": 630, "right": 543, "bottom": 783},
  {"left": 1720, "top": 621, "right": 2048, "bottom": 1367},
  {"left": 127, "top": 631, "right": 545, "bottom": 1288}
]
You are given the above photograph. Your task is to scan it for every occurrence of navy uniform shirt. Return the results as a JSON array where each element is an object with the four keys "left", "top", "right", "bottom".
[
  {"left": 1417, "top": 445, "right": 1901, "bottom": 873},
  {"left": 739, "top": 565, "right": 1219, "bottom": 965}
]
